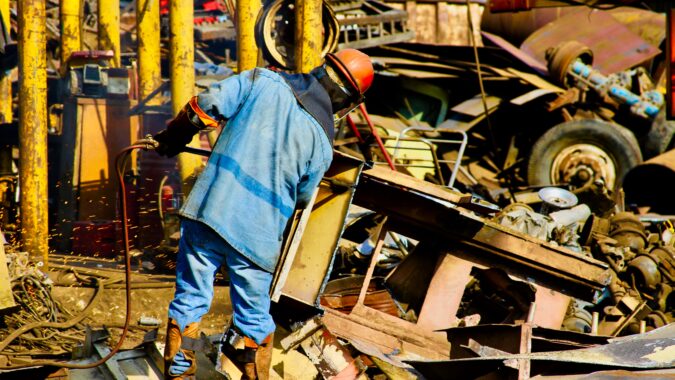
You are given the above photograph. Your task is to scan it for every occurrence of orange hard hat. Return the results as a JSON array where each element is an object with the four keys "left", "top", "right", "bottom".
[{"left": 325, "top": 49, "right": 374, "bottom": 95}]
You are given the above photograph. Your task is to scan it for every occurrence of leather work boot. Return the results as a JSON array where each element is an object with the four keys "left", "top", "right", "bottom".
[
  {"left": 217, "top": 328, "right": 274, "bottom": 380},
  {"left": 164, "top": 318, "right": 200, "bottom": 380}
]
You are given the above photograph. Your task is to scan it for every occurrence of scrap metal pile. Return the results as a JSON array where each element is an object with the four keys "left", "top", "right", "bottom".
[
  {"left": 0, "top": 1, "right": 673, "bottom": 379},
  {"left": 267, "top": 153, "right": 673, "bottom": 379}
]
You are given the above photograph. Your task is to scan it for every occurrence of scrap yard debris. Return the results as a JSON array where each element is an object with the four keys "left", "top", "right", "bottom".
[{"left": 1, "top": 0, "right": 675, "bottom": 379}]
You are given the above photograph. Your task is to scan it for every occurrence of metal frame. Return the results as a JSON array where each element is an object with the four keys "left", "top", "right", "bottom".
[{"left": 373, "top": 127, "right": 468, "bottom": 188}]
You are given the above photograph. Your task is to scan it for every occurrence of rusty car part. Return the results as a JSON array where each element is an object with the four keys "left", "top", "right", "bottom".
[
  {"left": 608, "top": 212, "right": 648, "bottom": 252},
  {"left": 526, "top": 119, "right": 642, "bottom": 192},
  {"left": 538, "top": 187, "right": 578, "bottom": 214},
  {"left": 521, "top": 9, "right": 661, "bottom": 77},
  {"left": 598, "top": 294, "right": 651, "bottom": 337},
  {"left": 627, "top": 245, "right": 674, "bottom": 299},
  {"left": 546, "top": 42, "right": 664, "bottom": 120},
  {"left": 545, "top": 40, "right": 593, "bottom": 88},
  {"left": 562, "top": 299, "right": 594, "bottom": 334}
]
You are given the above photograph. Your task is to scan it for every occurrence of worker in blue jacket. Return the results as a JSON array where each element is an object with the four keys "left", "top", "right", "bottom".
[{"left": 154, "top": 49, "right": 374, "bottom": 380}]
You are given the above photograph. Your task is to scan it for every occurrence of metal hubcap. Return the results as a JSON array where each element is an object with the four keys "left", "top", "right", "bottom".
[{"left": 551, "top": 144, "right": 616, "bottom": 188}]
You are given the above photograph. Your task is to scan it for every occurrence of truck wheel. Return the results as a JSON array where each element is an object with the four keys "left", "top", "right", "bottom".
[{"left": 527, "top": 119, "right": 642, "bottom": 191}]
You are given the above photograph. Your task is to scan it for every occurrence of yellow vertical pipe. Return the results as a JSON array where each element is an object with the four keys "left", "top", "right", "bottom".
[
  {"left": 18, "top": 0, "right": 49, "bottom": 265},
  {"left": 137, "top": 0, "right": 161, "bottom": 103},
  {"left": 236, "top": 0, "right": 260, "bottom": 71},
  {"left": 295, "top": 0, "right": 322, "bottom": 73},
  {"left": 99, "top": 0, "right": 121, "bottom": 67},
  {"left": 60, "top": 0, "right": 81, "bottom": 72},
  {"left": 170, "top": 0, "right": 200, "bottom": 187},
  {"left": 0, "top": 0, "right": 11, "bottom": 123}
]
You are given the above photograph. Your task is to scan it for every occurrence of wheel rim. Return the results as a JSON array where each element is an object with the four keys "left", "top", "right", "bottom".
[
  {"left": 550, "top": 143, "right": 617, "bottom": 189},
  {"left": 257, "top": 0, "right": 339, "bottom": 70}
]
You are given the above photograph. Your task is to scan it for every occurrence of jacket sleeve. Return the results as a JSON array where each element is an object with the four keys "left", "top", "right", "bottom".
[{"left": 196, "top": 69, "right": 256, "bottom": 121}]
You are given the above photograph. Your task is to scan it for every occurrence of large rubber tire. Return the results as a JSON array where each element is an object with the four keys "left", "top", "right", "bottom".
[{"left": 527, "top": 119, "right": 642, "bottom": 191}]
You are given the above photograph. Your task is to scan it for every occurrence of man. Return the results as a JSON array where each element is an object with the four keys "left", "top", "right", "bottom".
[{"left": 154, "top": 49, "right": 374, "bottom": 380}]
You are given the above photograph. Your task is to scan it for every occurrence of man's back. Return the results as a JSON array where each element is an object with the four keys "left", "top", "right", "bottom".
[{"left": 180, "top": 68, "right": 333, "bottom": 272}]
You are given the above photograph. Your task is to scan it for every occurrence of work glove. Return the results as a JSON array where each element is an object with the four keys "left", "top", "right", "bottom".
[{"left": 154, "top": 106, "right": 201, "bottom": 158}]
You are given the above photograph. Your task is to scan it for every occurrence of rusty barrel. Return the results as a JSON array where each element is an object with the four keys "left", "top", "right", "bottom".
[{"left": 623, "top": 149, "right": 675, "bottom": 214}]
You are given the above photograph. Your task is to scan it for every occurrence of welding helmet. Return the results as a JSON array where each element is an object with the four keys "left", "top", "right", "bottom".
[{"left": 325, "top": 49, "right": 374, "bottom": 119}]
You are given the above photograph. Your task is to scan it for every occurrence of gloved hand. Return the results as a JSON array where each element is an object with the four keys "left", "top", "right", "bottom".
[{"left": 154, "top": 106, "right": 200, "bottom": 158}]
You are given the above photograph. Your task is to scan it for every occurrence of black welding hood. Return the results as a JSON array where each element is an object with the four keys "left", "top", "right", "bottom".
[{"left": 278, "top": 69, "right": 336, "bottom": 143}]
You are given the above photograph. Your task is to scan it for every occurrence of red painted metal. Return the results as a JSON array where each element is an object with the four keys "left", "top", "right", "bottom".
[{"left": 358, "top": 104, "right": 396, "bottom": 171}]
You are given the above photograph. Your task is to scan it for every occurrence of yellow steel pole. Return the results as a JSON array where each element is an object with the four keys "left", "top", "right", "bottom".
[
  {"left": 236, "top": 0, "right": 260, "bottom": 71},
  {"left": 18, "top": 0, "right": 49, "bottom": 265},
  {"left": 170, "top": 0, "right": 201, "bottom": 187},
  {"left": 99, "top": 0, "right": 121, "bottom": 67},
  {"left": 0, "top": 0, "right": 11, "bottom": 123},
  {"left": 295, "top": 0, "right": 322, "bottom": 73},
  {"left": 137, "top": 0, "right": 161, "bottom": 103},
  {"left": 60, "top": 0, "right": 81, "bottom": 72}
]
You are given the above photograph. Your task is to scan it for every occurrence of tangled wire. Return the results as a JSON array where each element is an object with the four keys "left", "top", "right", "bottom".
[{"left": 1, "top": 272, "right": 84, "bottom": 357}]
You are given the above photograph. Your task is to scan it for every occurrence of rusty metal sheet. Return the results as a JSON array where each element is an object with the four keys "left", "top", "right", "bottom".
[
  {"left": 280, "top": 151, "right": 364, "bottom": 306},
  {"left": 521, "top": 9, "right": 660, "bottom": 75},
  {"left": 408, "top": 324, "right": 675, "bottom": 379},
  {"left": 482, "top": 31, "right": 548, "bottom": 75}
]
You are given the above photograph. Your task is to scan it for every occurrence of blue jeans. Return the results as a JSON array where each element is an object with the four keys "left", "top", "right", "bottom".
[{"left": 168, "top": 219, "right": 276, "bottom": 344}]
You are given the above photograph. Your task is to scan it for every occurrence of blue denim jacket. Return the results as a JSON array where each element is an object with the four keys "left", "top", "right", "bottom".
[{"left": 179, "top": 68, "right": 333, "bottom": 272}]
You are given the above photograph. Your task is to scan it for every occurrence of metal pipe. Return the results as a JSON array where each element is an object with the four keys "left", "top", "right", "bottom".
[
  {"left": 170, "top": 0, "right": 201, "bottom": 189},
  {"left": 18, "top": 0, "right": 49, "bottom": 265},
  {"left": 624, "top": 149, "right": 675, "bottom": 215},
  {"left": 137, "top": 0, "right": 161, "bottom": 104},
  {"left": 294, "top": 0, "right": 322, "bottom": 73},
  {"left": 98, "top": 0, "right": 121, "bottom": 67},
  {"left": 0, "top": 0, "right": 11, "bottom": 123},
  {"left": 60, "top": 0, "right": 81, "bottom": 73},
  {"left": 236, "top": 0, "right": 260, "bottom": 71}
]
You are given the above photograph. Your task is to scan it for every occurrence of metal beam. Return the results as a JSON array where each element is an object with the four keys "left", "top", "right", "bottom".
[
  {"left": 294, "top": 0, "right": 323, "bottom": 73},
  {"left": 170, "top": 0, "right": 201, "bottom": 188},
  {"left": 236, "top": 0, "right": 260, "bottom": 71},
  {"left": 98, "top": 0, "right": 121, "bottom": 67},
  {"left": 60, "top": 0, "right": 81, "bottom": 72},
  {"left": 0, "top": 0, "right": 11, "bottom": 123},
  {"left": 18, "top": 0, "right": 49, "bottom": 265},
  {"left": 137, "top": 0, "right": 161, "bottom": 104}
]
